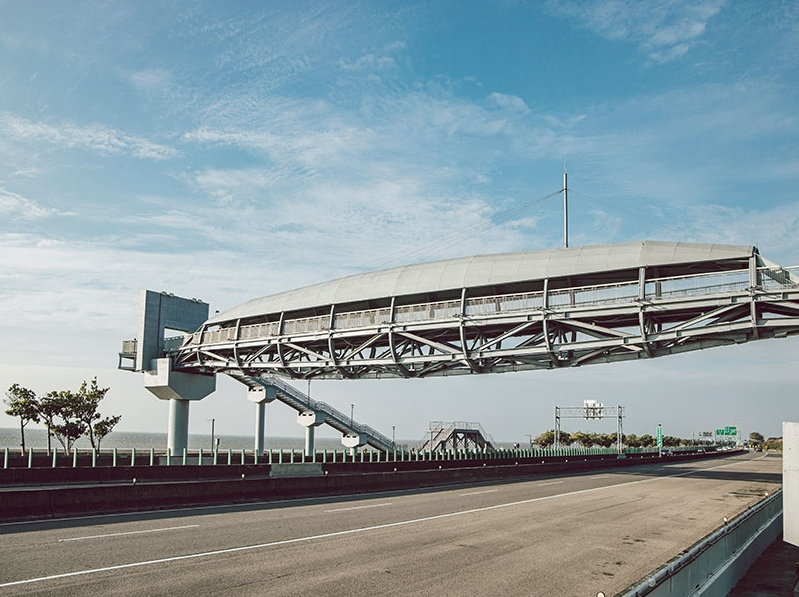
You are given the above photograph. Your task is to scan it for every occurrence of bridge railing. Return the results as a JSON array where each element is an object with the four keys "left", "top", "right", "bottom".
[
  {"left": 3, "top": 444, "right": 722, "bottom": 470},
  {"left": 170, "top": 265, "right": 798, "bottom": 350}
]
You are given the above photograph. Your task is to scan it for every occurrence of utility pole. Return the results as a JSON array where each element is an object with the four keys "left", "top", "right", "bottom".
[{"left": 563, "top": 165, "right": 568, "bottom": 248}]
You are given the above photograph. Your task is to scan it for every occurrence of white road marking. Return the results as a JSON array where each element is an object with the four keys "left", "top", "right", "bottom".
[
  {"left": 0, "top": 456, "right": 767, "bottom": 588},
  {"left": 538, "top": 481, "right": 564, "bottom": 486},
  {"left": 324, "top": 503, "right": 392, "bottom": 513},
  {"left": 460, "top": 489, "right": 499, "bottom": 496},
  {"left": 58, "top": 525, "right": 199, "bottom": 542}
]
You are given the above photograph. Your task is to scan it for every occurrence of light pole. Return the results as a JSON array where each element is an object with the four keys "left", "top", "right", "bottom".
[
  {"left": 350, "top": 404, "right": 354, "bottom": 428},
  {"left": 208, "top": 418, "right": 215, "bottom": 452}
]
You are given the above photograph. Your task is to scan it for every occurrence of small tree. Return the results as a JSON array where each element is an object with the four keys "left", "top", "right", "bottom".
[
  {"left": 749, "top": 431, "right": 764, "bottom": 448},
  {"left": 73, "top": 378, "right": 114, "bottom": 449},
  {"left": 37, "top": 391, "right": 62, "bottom": 455},
  {"left": 42, "top": 390, "right": 86, "bottom": 454},
  {"left": 4, "top": 384, "right": 40, "bottom": 452},
  {"left": 93, "top": 415, "right": 122, "bottom": 451}
]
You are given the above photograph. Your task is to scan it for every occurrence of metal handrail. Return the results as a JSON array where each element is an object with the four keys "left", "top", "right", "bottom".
[
  {"left": 174, "top": 266, "right": 799, "bottom": 350},
  {"left": 260, "top": 376, "right": 395, "bottom": 450}
]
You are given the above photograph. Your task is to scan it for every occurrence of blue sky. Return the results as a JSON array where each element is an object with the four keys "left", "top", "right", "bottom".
[{"left": 1, "top": 0, "right": 798, "bottom": 445}]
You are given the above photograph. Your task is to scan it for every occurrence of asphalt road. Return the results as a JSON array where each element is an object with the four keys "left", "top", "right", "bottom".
[{"left": 0, "top": 452, "right": 781, "bottom": 597}]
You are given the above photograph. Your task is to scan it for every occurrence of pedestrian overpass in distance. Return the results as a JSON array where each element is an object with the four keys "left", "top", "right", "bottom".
[{"left": 119, "top": 240, "right": 799, "bottom": 453}]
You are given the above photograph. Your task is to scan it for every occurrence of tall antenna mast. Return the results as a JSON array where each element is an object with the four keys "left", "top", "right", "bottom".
[{"left": 563, "top": 162, "right": 568, "bottom": 248}]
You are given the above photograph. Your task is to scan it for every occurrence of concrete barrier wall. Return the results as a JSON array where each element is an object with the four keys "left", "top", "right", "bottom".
[{"left": 0, "top": 450, "right": 737, "bottom": 522}]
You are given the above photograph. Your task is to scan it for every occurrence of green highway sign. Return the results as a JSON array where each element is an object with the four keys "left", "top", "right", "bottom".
[
  {"left": 656, "top": 425, "right": 663, "bottom": 447},
  {"left": 715, "top": 426, "right": 738, "bottom": 436}
]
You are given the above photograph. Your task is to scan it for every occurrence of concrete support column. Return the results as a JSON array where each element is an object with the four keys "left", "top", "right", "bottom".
[
  {"left": 298, "top": 411, "right": 325, "bottom": 457},
  {"left": 248, "top": 385, "right": 277, "bottom": 455},
  {"left": 144, "top": 358, "right": 215, "bottom": 453},
  {"left": 305, "top": 426, "right": 315, "bottom": 457},
  {"left": 167, "top": 399, "right": 190, "bottom": 454},
  {"left": 254, "top": 401, "right": 266, "bottom": 455}
]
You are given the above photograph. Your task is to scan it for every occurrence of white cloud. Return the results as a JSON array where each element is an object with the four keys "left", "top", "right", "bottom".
[
  {"left": 488, "top": 92, "right": 529, "bottom": 114},
  {"left": 339, "top": 53, "right": 396, "bottom": 71},
  {"left": 548, "top": 0, "right": 725, "bottom": 63},
  {"left": 0, "top": 112, "right": 178, "bottom": 160},
  {"left": 0, "top": 187, "right": 56, "bottom": 218}
]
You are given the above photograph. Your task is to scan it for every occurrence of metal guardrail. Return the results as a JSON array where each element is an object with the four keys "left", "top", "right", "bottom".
[
  {"left": 620, "top": 488, "right": 783, "bottom": 597},
  {"left": 4, "top": 444, "right": 709, "bottom": 469}
]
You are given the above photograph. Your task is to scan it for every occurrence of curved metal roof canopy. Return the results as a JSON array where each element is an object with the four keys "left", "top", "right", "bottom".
[{"left": 208, "top": 241, "right": 757, "bottom": 325}]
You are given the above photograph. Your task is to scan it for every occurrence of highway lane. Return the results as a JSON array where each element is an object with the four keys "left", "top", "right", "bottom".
[{"left": 0, "top": 453, "right": 781, "bottom": 596}]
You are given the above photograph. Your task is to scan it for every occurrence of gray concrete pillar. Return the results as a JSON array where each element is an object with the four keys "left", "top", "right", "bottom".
[
  {"left": 254, "top": 401, "right": 266, "bottom": 455},
  {"left": 143, "top": 358, "right": 215, "bottom": 454},
  {"left": 248, "top": 385, "right": 277, "bottom": 455},
  {"left": 305, "top": 426, "right": 315, "bottom": 457},
  {"left": 298, "top": 411, "right": 325, "bottom": 457},
  {"left": 168, "top": 399, "right": 190, "bottom": 454}
]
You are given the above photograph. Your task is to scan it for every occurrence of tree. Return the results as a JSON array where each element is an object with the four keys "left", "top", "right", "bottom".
[
  {"left": 93, "top": 415, "right": 122, "bottom": 451},
  {"left": 42, "top": 390, "right": 86, "bottom": 454},
  {"left": 571, "top": 431, "right": 593, "bottom": 448},
  {"left": 37, "top": 390, "right": 62, "bottom": 455},
  {"left": 596, "top": 433, "right": 615, "bottom": 448},
  {"left": 625, "top": 433, "right": 641, "bottom": 448},
  {"left": 749, "top": 431, "right": 764, "bottom": 447},
  {"left": 535, "top": 430, "right": 555, "bottom": 448},
  {"left": 73, "top": 378, "right": 115, "bottom": 449},
  {"left": 4, "top": 384, "right": 40, "bottom": 452},
  {"left": 638, "top": 434, "right": 655, "bottom": 448}
]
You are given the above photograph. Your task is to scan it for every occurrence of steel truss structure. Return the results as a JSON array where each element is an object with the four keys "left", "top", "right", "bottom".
[
  {"left": 169, "top": 259, "right": 799, "bottom": 381},
  {"left": 554, "top": 404, "right": 624, "bottom": 453}
]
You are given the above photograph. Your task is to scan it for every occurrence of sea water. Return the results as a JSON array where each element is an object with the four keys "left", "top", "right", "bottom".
[{"left": 0, "top": 427, "right": 348, "bottom": 453}]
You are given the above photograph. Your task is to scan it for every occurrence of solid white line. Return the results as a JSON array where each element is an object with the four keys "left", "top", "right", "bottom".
[
  {"left": 58, "top": 525, "right": 199, "bottom": 542},
  {"left": 538, "top": 481, "right": 564, "bottom": 486},
  {"left": 459, "top": 489, "right": 499, "bottom": 496},
  {"left": 324, "top": 503, "right": 392, "bottom": 513}
]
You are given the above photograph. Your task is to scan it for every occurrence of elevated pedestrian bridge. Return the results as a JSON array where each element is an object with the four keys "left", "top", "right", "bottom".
[
  {"left": 165, "top": 241, "right": 799, "bottom": 378},
  {"left": 119, "top": 240, "right": 799, "bottom": 454}
]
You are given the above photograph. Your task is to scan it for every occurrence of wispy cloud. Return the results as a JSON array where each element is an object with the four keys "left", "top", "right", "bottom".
[
  {"left": 548, "top": 0, "right": 725, "bottom": 64},
  {"left": 0, "top": 187, "right": 57, "bottom": 219},
  {"left": 0, "top": 112, "right": 178, "bottom": 160}
]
